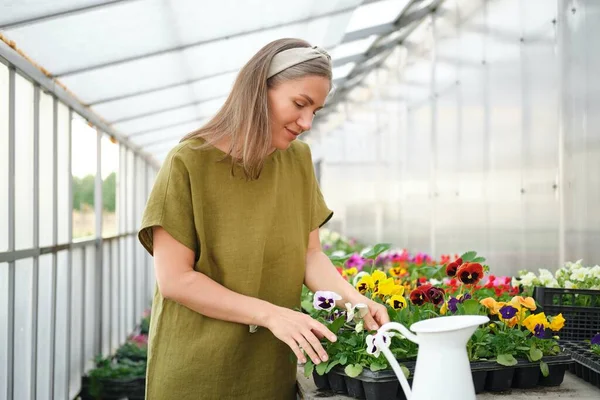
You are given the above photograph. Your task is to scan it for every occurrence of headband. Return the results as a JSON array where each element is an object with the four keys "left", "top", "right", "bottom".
[{"left": 267, "top": 46, "right": 331, "bottom": 78}]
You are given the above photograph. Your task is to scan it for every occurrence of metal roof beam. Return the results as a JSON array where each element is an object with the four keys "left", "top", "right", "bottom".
[{"left": 54, "top": 6, "right": 359, "bottom": 77}]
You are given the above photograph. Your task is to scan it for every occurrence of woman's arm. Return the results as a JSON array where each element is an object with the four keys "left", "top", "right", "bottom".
[
  {"left": 304, "top": 228, "right": 390, "bottom": 329},
  {"left": 152, "top": 226, "right": 336, "bottom": 365}
]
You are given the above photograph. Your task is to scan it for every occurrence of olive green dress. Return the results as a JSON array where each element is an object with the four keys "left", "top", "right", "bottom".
[{"left": 138, "top": 137, "right": 333, "bottom": 400}]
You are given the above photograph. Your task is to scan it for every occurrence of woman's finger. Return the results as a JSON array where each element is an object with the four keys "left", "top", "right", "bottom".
[
  {"left": 285, "top": 337, "right": 306, "bottom": 364},
  {"left": 303, "top": 330, "right": 329, "bottom": 363},
  {"left": 295, "top": 334, "right": 321, "bottom": 365}
]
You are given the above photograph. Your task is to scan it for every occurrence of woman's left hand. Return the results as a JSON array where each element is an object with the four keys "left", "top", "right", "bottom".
[{"left": 350, "top": 294, "right": 390, "bottom": 331}]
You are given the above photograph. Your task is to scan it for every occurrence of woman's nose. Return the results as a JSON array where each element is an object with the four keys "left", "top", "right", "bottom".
[{"left": 297, "top": 114, "right": 313, "bottom": 132}]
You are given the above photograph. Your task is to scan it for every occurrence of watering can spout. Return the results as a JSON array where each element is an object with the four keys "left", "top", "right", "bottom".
[{"left": 373, "top": 316, "right": 489, "bottom": 400}]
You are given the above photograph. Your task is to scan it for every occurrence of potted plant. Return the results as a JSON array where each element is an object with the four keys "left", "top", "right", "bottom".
[{"left": 80, "top": 356, "right": 146, "bottom": 400}]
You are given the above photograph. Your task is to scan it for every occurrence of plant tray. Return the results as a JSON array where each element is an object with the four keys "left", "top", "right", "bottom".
[
  {"left": 533, "top": 287, "right": 600, "bottom": 341},
  {"left": 561, "top": 340, "right": 600, "bottom": 389}
]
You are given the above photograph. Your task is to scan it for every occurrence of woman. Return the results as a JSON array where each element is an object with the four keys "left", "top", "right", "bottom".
[{"left": 138, "top": 38, "right": 389, "bottom": 400}]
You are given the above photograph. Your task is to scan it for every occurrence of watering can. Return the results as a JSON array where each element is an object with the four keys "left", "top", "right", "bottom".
[{"left": 374, "top": 315, "right": 489, "bottom": 400}]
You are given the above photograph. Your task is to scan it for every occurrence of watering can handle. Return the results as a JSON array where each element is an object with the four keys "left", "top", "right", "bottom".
[{"left": 374, "top": 322, "right": 420, "bottom": 400}]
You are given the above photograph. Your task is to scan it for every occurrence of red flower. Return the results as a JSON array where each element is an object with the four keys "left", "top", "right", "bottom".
[
  {"left": 488, "top": 275, "right": 496, "bottom": 283},
  {"left": 455, "top": 257, "right": 463, "bottom": 266},
  {"left": 446, "top": 262, "right": 460, "bottom": 277},
  {"left": 456, "top": 263, "right": 484, "bottom": 285},
  {"left": 427, "top": 286, "right": 446, "bottom": 306},
  {"left": 410, "top": 285, "right": 431, "bottom": 305},
  {"left": 418, "top": 277, "right": 427, "bottom": 284}
]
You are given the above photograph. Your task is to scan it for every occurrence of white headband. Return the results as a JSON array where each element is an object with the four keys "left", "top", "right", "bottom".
[{"left": 267, "top": 46, "right": 331, "bottom": 78}]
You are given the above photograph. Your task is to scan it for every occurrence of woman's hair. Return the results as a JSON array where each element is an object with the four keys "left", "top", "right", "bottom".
[{"left": 181, "top": 38, "right": 332, "bottom": 180}]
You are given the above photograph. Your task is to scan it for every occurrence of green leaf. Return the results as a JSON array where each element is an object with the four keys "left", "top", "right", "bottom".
[
  {"left": 387, "top": 307, "right": 398, "bottom": 322},
  {"left": 540, "top": 360, "right": 549, "bottom": 377},
  {"left": 329, "top": 254, "right": 352, "bottom": 264},
  {"left": 460, "top": 299, "right": 483, "bottom": 315},
  {"left": 325, "top": 360, "right": 341, "bottom": 374},
  {"left": 328, "top": 316, "right": 346, "bottom": 334},
  {"left": 369, "top": 361, "right": 387, "bottom": 372},
  {"left": 460, "top": 251, "right": 477, "bottom": 262},
  {"left": 401, "top": 364, "right": 410, "bottom": 379},
  {"left": 362, "top": 243, "right": 391, "bottom": 259},
  {"left": 471, "top": 256, "right": 486, "bottom": 263},
  {"left": 496, "top": 354, "right": 518, "bottom": 366},
  {"left": 304, "top": 360, "right": 315, "bottom": 378},
  {"left": 339, "top": 354, "right": 348, "bottom": 365},
  {"left": 530, "top": 347, "right": 543, "bottom": 362},
  {"left": 315, "top": 362, "right": 328, "bottom": 376},
  {"left": 301, "top": 300, "right": 314, "bottom": 313},
  {"left": 344, "top": 364, "right": 364, "bottom": 378}
]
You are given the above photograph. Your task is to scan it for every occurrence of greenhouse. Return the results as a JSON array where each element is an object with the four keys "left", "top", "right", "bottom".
[{"left": 1, "top": 0, "right": 599, "bottom": 399}]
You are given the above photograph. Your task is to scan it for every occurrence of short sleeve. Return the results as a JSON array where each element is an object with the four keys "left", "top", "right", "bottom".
[
  {"left": 307, "top": 147, "right": 333, "bottom": 231},
  {"left": 138, "top": 149, "right": 198, "bottom": 257}
]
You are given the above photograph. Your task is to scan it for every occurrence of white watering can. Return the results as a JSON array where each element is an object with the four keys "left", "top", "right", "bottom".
[{"left": 374, "top": 315, "right": 489, "bottom": 400}]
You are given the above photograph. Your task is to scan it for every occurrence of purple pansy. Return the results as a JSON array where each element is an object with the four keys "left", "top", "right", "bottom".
[
  {"left": 534, "top": 324, "right": 546, "bottom": 338},
  {"left": 591, "top": 333, "right": 600, "bottom": 345},
  {"left": 499, "top": 305, "right": 518, "bottom": 320},
  {"left": 313, "top": 291, "right": 342, "bottom": 311}
]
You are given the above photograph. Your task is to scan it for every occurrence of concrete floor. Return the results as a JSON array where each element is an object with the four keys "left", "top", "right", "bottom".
[{"left": 297, "top": 368, "right": 600, "bottom": 400}]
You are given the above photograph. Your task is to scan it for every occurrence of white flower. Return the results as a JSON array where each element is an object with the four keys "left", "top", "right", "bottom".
[
  {"left": 355, "top": 320, "right": 364, "bottom": 333},
  {"left": 564, "top": 280, "right": 576, "bottom": 289},
  {"left": 570, "top": 268, "right": 588, "bottom": 282},
  {"left": 429, "top": 278, "right": 443, "bottom": 286},
  {"left": 538, "top": 269, "right": 555, "bottom": 286},
  {"left": 519, "top": 272, "right": 537, "bottom": 287},
  {"left": 313, "top": 291, "right": 342, "bottom": 311},
  {"left": 366, "top": 332, "right": 392, "bottom": 357},
  {"left": 330, "top": 232, "right": 341, "bottom": 241},
  {"left": 511, "top": 276, "right": 520, "bottom": 288},
  {"left": 547, "top": 279, "right": 559, "bottom": 288},
  {"left": 590, "top": 265, "right": 600, "bottom": 279},
  {"left": 331, "top": 250, "right": 345, "bottom": 257},
  {"left": 345, "top": 302, "right": 369, "bottom": 323}
]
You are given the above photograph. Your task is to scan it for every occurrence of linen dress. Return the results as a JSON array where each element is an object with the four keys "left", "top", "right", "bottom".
[{"left": 138, "top": 137, "right": 333, "bottom": 400}]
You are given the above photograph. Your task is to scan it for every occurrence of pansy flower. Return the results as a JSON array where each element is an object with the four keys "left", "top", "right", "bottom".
[
  {"left": 371, "top": 270, "right": 388, "bottom": 287},
  {"left": 366, "top": 332, "right": 392, "bottom": 357},
  {"left": 523, "top": 312, "right": 550, "bottom": 333},
  {"left": 549, "top": 313, "right": 565, "bottom": 331},
  {"left": 313, "top": 291, "right": 342, "bottom": 311},
  {"left": 387, "top": 295, "right": 408, "bottom": 310},
  {"left": 456, "top": 262, "right": 484, "bottom": 285},
  {"left": 410, "top": 284, "right": 431, "bottom": 305},
  {"left": 591, "top": 333, "right": 600, "bottom": 346},
  {"left": 427, "top": 286, "right": 445, "bottom": 306},
  {"left": 510, "top": 296, "right": 537, "bottom": 311},
  {"left": 355, "top": 275, "right": 375, "bottom": 294},
  {"left": 499, "top": 305, "right": 518, "bottom": 319},
  {"left": 534, "top": 324, "right": 546, "bottom": 338},
  {"left": 345, "top": 302, "right": 369, "bottom": 323},
  {"left": 445, "top": 261, "right": 460, "bottom": 277},
  {"left": 389, "top": 266, "right": 407, "bottom": 277}
]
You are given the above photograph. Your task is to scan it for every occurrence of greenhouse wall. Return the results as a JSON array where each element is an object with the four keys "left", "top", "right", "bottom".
[{"left": 316, "top": 0, "right": 600, "bottom": 276}]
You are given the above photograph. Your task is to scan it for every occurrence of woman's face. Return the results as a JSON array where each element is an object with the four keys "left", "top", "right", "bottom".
[{"left": 267, "top": 75, "right": 330, "bottom": 150}]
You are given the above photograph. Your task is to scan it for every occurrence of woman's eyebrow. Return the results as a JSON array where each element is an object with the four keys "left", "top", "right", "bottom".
[{"left": 299, "top": 94, "right": 314, "bottom": 105}]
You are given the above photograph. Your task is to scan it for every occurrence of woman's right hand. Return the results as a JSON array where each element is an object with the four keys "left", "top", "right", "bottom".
[{"left": 264, "top": 306, "right": 337, "bottom": 365}]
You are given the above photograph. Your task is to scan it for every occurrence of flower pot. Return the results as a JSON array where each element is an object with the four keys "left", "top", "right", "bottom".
[
  {"left": 539, "top": 363, "right": 568, "bottom": 386},
  {"left": 327, "top": 371, "right": 347, "bottom": 394},
  {"left": 484, "top": 368, "right": 515, "bottom": 392},
  {"left": 512, "top": 365, "right": 540, "bottom": 389},
  {"left": 343, "top": 376, "right": 365, "bottom": 399},
  {"left": 312, "top": 370, "right": 330, "bottom": 390},
  {"left": 363, "top": 380, "right": 398, "bottom": 400},
  {"left": 472, "top": 370, "right": 487, "bottom": 394},
  {"left": 124, "top": 377, "right": 146, "bottom": 399}
]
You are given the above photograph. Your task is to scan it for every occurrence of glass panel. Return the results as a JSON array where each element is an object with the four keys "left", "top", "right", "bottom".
[
  {"left": 131, "top": 121, "right": 202, "bottom": 147},
  {"left": 39, "top": 91, "right": 55, "bottom": 247},
  {"left": 0, "top": 0, "right": 115, "bottom": 26},
  {"left": 53, "top": 250, "right": 69, "bottom": 400},
  {"left": 101, "top": 135, "right": 119, "bottom": 237},
  {"left": 14, "top": 259, "right": 33, "bottom": 399},
  {"left": 69, "top": 248, "right": 83, "bottom": 398},
  {"left": 36, "top": 254, "right": 53, "bottom": 400},
  {"left": 118, "top": 146, "right": 127, "bottom": 234},
  {"left": 345, "top": 0, "right": 410, "bottom": 32},
  {"left": 331, "top": 35, "right": 377, "bottom": 60},
  {"left": 102, "top": 243, "right": 110, "bottom": 355},
  {"left": 0, "top": 263, "right": 7, "bottom": 396},
  {"left": 126, "top": 236, "right": 135, "bottom": 333},
  {"left": 57, "top": 103, "right": 70, "bottom": 244},
  {"left": 0, "top": 65, "right": 8, "bottom": 252},
  {"left": 14, "top": 74, "right": 34, "bottom": 251},
  {"left": 113, "top": 104, "right": 199, "bottom": 136},
  {"left": 126, "top": 151, "right": 135, "bottom": 232},
  {"left": 110, "top": 240, "right": 119, "bottom": 352},
  {"left": 84, "top": 245, "right": 96, "bottom": 372},
  {"left": 332, "top": 62, "right": 356, "bottom": 80},
  {"left": 72, "top": 116, "right": 97, "bottom": 240}
]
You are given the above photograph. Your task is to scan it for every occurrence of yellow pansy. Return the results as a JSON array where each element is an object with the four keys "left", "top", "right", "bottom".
[
  {"left": 389, "top": 267, "right": 407, "bottom": 277},
  {"left": 549, "top": 313, "right": 565, "bottom": 331},
  {"left": 387, "top": 295, "right": 408, "bottom": 310},
  {"left": 510, "top": 296, "right": 537, "bottom": 311},
  {"left": 523, "top": 312, "right": 550, "bottom": 333},
  {"left": 371, "top": 270, "right": 387, "bottom": 286},
  {"left": 356, "top": 275, "right": 375, "bottom": 294},
  {"left": 440, "top": 302, "right": 448, "bottom": 315},
  {"left": 343, "top": 267, "right": 358, "bottom": 278},
  {"left": 480, "top": 298, "right": 505, "bottom": 315}
]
